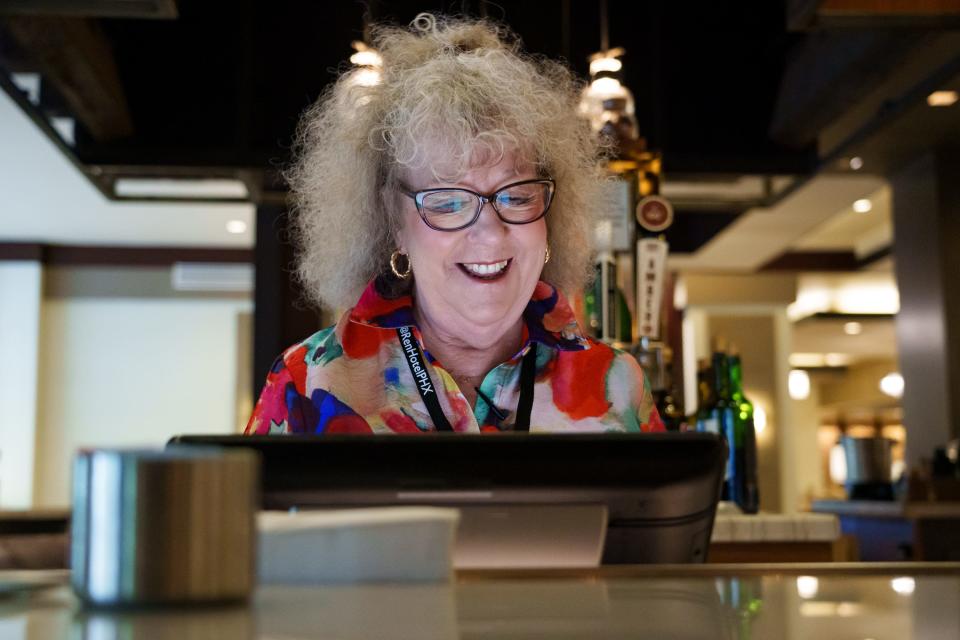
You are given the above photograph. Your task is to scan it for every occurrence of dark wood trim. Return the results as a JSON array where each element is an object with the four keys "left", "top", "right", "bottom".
[
  {"left": 795, "top": 312, "right": 896, "bottom": 322},
  {"left": 110, "top": 195, "right": 250, "bottom": 205},
  {"left": 858, "top": 244, "right": 892, "bottom": 268},
  {"left": 0, "top": 242, "right": 252, "bottom": 265},
  {"left": 760, "top": 251, "right": 860, "bottom": 271},
  {"left": 760, "top": 246, "right": 892, "bottom": 272},
  {"left": 47, "top": 245, "right": 253, "bottom": 265},
  {"left": 0, "top": 243, "right": 44, "bottom": 261}
]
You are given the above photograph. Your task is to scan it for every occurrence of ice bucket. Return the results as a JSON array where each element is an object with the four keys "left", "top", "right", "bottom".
[
  {"left": 71, "top": 447, "right": 259, "bottom": 606},
  {"left": 842, "top": 436, "right": 895, "bottom": 500}
]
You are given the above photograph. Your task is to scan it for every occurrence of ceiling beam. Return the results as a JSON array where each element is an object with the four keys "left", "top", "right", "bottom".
[
  {"left": 789, "top": 0, "right": 960, "bottom": 29},
  {"left": 769, "top": 30, "right": 929, "bottom": 148},
  {"left": 0, "top": 0, "right": 178, "bottom": 19},
  {"left": 1, "top": 15, "right": 133, "bottom": 141},
  {"left": 760, "top": 251, "right": 860, "bottom": 272},
  {"left": 0, "top": 243, "right": 252, "bottom": 266},
  {"left": 759, "top": 246, "right": 892, "bottom": 272}
]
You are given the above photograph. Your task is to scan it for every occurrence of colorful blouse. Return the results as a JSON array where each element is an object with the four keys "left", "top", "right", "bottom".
[{"left": 245, "top": 280, "right": 663, "bottom": 435}]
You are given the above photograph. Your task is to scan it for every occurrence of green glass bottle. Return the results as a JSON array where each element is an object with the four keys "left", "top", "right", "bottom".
[
  {"left": 729, "top": 346, "right": 759, "bottom": 513},
  {"left": 615, "top": 288, "right": 633, "bottom": 344},
  {"left": 710, "top": 339, "right": 737, "bottom": 502},
  {"left": 655, "top": 360, "right": 685, "bottom": 431},
  {"left": 585, "top": 263, "right": 601, "bottom": 339},
  {"left": 694, "top": 358, "right": 716, "bottom": 433}
]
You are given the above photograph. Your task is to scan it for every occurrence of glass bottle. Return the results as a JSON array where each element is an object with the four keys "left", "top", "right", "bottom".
[
  {"left": 694, "top": 358, "right": 716, "bottom": 433},
  {"left": 654, "top": 360, "right": 685, "bottom": 431},
  {"left": 711, "top": 338, "right": 737, "bottom": 502},
  {"left": 729, "top": 346, "right": 759, "bottom": 513}
]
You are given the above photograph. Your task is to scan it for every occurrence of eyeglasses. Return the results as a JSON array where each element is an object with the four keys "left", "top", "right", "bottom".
[{"left": 399, "top": 178, "right": 555, "bottom": 231}]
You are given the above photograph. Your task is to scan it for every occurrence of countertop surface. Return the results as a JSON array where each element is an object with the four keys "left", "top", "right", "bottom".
[
  {"left": 712, "top": 512, "right": 840, "bottom": 542},
  {"left": 2, "top": 564, "right": 958, "bottom": 639},
  {"left": 812, "top": 499, "right": 960, "bottom": 518}
]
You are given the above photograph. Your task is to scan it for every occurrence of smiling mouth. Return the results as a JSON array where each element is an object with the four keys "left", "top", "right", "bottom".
[{"left": 458, "top": 258, "right": 512, "bottom": 281}]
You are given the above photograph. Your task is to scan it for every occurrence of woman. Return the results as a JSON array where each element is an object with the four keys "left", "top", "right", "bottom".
[{"left": 246, "top": 14, "right": 662, "bottom": 435}]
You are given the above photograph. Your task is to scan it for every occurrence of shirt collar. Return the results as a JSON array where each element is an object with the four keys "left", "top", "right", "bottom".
[{"left": 347, "top": 279, "right": 589, "bottom": 351}]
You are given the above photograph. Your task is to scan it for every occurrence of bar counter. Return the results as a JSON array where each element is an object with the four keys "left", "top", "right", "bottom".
[{"left": 2, "top": 563, "right": 959, "bottom": 638}]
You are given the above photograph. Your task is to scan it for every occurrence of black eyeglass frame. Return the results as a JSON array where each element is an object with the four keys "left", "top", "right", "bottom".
[{"left": 399, "top": 178, "right": 556, "bottom": 232}]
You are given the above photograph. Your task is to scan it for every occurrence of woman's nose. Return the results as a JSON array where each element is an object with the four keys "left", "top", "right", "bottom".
[{"left": 467, "top": 199, "right": 508, "bottom": 240}]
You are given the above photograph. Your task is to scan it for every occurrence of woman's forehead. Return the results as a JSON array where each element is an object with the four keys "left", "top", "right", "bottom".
[{"left": 401, "top": 144, "right": 537, "bottom": 185}]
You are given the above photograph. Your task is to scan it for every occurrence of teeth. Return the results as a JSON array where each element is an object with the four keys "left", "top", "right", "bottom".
[{"left": 463, "top": 260, "right": 508, "bottom": 276}]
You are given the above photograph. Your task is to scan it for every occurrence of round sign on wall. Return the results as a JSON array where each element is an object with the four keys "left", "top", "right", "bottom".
[{"left": 636, "top": 195, "right": 674, "bottom": 233}]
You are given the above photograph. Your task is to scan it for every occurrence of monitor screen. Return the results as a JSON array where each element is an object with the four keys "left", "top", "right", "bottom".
[{"left": 169, "top": 433, "right": 725, "bottom": 564}]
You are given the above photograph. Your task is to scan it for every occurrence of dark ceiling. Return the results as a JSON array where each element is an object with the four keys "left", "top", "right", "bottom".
[
  {"left": 145, "top": 1, "right": 800, "bottom": 172},
  {"left": 2, "top": 0, "right": 959, "bottom": 258},
  {"left": 1, "top": 1, "right": 812, "bottom": 177}
]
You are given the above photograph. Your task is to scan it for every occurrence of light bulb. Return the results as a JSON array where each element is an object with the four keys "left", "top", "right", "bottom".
[
  {"left": 879, "top": 372, "right": 904, "bottom": 399},
  {"left": 891, "top": 577, "right": 915, "bottom": 595},
  {"left": 226, "top": 220, "right": 247, "bottom": 234},
  {"left": 587, "top": 77, "right": 623, "bottom": 95},
  {"left": 788, "top": 369, "right": 811, "bottom": 400},
  {"left": 753, "top": 404, "right": 767, "bottom": 435},
  {"left": 350, "top": 50, "right": 383, "bottom": 67},
  {"left": 350, "top": 68, "right": 382, "bottom": 87},
  {"left": 927, "top": 90, "right": 958, "bottom": 107},
  {"left": 796, "top": 576, "right": 819, "bottom": 599},
  {"left": 589, "top": 56, "right": 622, "bottom": 75}
]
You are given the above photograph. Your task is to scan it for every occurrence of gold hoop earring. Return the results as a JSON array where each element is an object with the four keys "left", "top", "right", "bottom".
[
  {"left": 544, "top": 244, "right": 551, "bottom": 265},
  {"left": 390, "top": 250, "right": 411, "bottom": 279}
]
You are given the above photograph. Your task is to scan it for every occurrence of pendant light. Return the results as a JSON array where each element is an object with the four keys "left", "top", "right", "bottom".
[{"left": 578, "top": 0, "right": 639, "bottom": 146}]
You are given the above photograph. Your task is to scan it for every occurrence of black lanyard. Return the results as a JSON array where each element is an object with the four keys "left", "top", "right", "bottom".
[{"left": 396, "top": 327, "right": 538, "bottom": 432}]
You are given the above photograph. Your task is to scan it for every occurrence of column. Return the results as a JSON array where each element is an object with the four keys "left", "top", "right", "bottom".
[
  {"left": 253, "top": 204, "right": 322, "bottom": 398},
  {"left": 891, "top": 149, "right": 960, "bottom": 467},
  {"left": 0, "top": 259, "right": 43, "bottom": 508}
]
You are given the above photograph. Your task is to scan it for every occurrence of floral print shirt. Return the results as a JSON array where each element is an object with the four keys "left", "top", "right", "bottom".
[{"left": 245, "top": 280, "right": 663, "bottom": 435}]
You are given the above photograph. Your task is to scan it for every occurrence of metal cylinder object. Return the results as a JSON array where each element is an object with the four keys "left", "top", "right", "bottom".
[
  {"left": 842, "top": 436, "right": 894, "bottom": 485},
  {"left": 71, "top": 447, "right": 259, "bottom": 606}
]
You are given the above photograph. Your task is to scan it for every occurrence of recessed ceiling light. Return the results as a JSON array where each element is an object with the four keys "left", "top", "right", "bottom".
[
  {"left": 853, "top": 198, "right": 872, "bottom": 213},
  {"left": 824, "top": 353, "right": 848, "bottom": 367},
  {"left": 788, "top": 369, "right": 811, "bottom": 400},
  {"left": 789, "top": 353, "right": 825, "bottom": 368},
  {"left": 927, "top": 90, "right": 958, "bottom": 107},
  {"left": 890, "top": 576, "right": 915, "bottom": 595},
  {"left": 114, "top": 178, "right": 249, "bottom": 199},
  {"left": 796, "top": 576, "right": 819, "bottom": 599},
  {"left": 844, "top": 321, "right": 863, "bottom": 335},
  {"left": 880, "top": 372, "right": 904, "bottom": 399},
  {"left": 848, "top": 156, "right": 864, "bottom": 170},
  {"left": 226, "top": 220, "right": 248, "bottom": 234}
]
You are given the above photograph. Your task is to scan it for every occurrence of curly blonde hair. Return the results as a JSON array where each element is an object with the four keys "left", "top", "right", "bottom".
[{"left": 286, "top": 13, "right": 608, "bottom": 310}]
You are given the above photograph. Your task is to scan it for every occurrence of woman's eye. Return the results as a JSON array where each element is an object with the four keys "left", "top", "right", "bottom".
[
  {"left": 498, "top": 193, "right": 536, "bottom": 207},
  {"left": 424, "top": 194, "right": 471, "bottom": 214}
]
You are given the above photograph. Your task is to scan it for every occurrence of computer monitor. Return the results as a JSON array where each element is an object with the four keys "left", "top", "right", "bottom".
[{"left": 169, "top": 433, "right": 725, "bottom": 564}]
